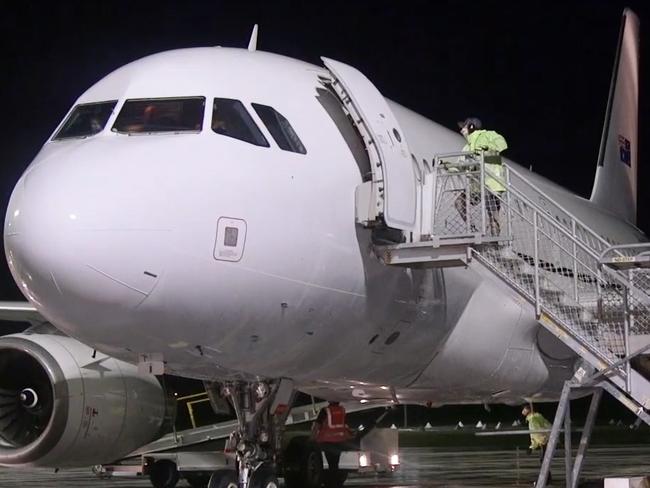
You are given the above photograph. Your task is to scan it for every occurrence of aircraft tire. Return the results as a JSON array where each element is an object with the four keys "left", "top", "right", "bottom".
[
  {"left": 283, "top": 437, "right": 323, "bottom": 488},
  {"left": 324, "top": 470, "right": 348, "bottom": 488},
  {"left": 185, "top": 472, "right": 211, "bottom": 488},
  {"left": 149, "top": 460, "right": 180, "bottom": 488},
  {"left": 250, "top": 465, "right": 280, "bottom": 488},
  {"left": 207, "top": 470, "right": 237, "bottom": 488}
]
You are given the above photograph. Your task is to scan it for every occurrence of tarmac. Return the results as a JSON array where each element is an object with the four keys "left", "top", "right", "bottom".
[{"left": 1, "top": 445, "right": 649, "bottom": 487}]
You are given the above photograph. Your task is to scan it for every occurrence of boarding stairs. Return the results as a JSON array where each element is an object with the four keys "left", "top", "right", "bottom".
[{"left": 373, "top": 153, "right": 650, "bottom": 427}]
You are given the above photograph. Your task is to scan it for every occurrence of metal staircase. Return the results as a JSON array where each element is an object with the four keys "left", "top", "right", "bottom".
[{"left": 375, "top": 153, "right": 650, "bottom": 486}]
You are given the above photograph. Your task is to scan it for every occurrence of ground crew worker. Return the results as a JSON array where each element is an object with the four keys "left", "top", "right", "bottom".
[
  {"left": 312, "top": 401, "right": 353, "bottom": 477},
  {"left": 522, "top": 405, "right": 553, "bottom": 484},
  {"left": 454, "top": 117, "right": 508, "bottom": 236}
]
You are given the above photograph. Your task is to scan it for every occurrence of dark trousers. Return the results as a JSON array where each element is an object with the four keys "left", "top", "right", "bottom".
[{"left": 320, "top": 443, "right": 342, "bottom": 471}]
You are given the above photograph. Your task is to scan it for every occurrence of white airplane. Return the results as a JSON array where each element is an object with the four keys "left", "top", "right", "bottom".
[{"left": 0, "top": 9, "right": 643, "bottom": 488}]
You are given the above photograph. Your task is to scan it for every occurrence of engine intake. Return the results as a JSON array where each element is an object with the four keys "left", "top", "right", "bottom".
[
  {"left": 0, "top": 333, "right": 170, "bottom": 468},
  {"left": 0, "top": 349, "right": 56, "bottom": 449}
]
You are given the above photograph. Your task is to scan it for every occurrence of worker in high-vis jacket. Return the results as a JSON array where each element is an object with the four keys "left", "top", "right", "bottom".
[
  {"left": 312, "top": 401, "right": 354, "bottom": 477},
  {"left": 522, "top": 404, "right": 553, "bottom": 483},
  {"left": 455, "top": 117, "right": 508, "bottom": 236}
]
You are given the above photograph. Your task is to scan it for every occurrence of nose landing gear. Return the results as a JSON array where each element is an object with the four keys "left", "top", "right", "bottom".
[{"left": 206, "top": 379, "right": 294, "bottom": 488}]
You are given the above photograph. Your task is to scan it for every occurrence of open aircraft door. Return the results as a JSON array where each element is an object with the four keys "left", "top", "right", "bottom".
[{"left": 322, "top": 57, "right": 417, "bottom": 232}]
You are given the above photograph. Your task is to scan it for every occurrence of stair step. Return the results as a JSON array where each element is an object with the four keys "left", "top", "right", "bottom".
[
  {"left": 513, "top": 271, "right": 534, "bottom": 282},
  {"left": 597, "top": 310, "right": 627, "bottom": 322},
  {"left": 556, "top": 304, "right": 591, "bottom": 320},
  {"left": 484, "top": 255, "right": 526, "bottom": 274},
  {"left": 539, "top": 288, "right": 564, "bottom": 302}
]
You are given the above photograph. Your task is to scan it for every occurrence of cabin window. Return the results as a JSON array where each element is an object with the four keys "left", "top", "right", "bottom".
[
  {"left": 212, "top": 98, "right": 269, "bottom": 147},
  {"left": 112, "top": 97, "right": 205, "bottom": 134},
  {"left": 53, "top": 101, "right": 117, "bottom": 140},
  {"left": 251, "top": 103, "right": 306, "bottom": 154}
]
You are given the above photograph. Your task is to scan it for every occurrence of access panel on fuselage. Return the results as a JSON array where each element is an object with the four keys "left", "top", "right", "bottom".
[{"left": 322, "top": 57, "right": 417, "bottom": 232}]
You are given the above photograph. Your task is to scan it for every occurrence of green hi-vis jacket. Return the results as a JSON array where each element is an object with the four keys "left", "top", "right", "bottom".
[
  {"left": 462, "top": 130, "right": 508, "bottom": 193},
  {"left": 525, "top": 412, "right": 552, "bottom": 450}
]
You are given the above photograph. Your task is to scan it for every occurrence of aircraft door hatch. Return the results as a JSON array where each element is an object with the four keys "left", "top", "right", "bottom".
[
  {"left": 214, "top": 217, "right": 247, "bottom": 262},
  {"left": 321, "top": 57, "right": 417, "bottom": 232}
]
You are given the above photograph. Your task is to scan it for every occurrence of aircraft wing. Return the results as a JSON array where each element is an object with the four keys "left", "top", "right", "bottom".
[{"left": 0, "top": 301, "right": 45, "bottom": 331}]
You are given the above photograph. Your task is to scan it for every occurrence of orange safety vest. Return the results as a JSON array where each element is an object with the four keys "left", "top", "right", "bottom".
[{"left": 315, "top": 405, "right": 351, "bottom": 443}]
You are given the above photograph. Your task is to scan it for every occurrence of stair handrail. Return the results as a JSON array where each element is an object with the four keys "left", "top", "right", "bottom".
[
  {"left": 599, "top": 244, "right": 650, "bottom": 306},
  {"left": 471, "top": 247, "right": 623, "bottom": 371},
  {"left": 446, "top": 161, "right": 650, "bottom": 403},
  {"left": 600, "top": 243, "right": 650, "bottom": 261},
  {"left": 503, "top": 163, "right": 626, "bottom": 255},
  {"left": 480, "top": 164, "right": 646, "bottom": 295},
  {"left": 478, "top": 165, "right": 640, "bottom": 368},
  {"left": 430, "top": 152, "right": 490, "bottom": 238},
  {"left": 430, "top": 155, "right": 644, "bottom": 298},
  {"left": 432, "top": 153, "right": 619, "bottom": 257},
  {"left": 469, "top": 217, "right": 628, "bottom": 372},
  {"left": 500, "top": 196, "right": 605, "bottom": 281},
  {"left": 501, "top": 167, "right": 649, "bottom": 303}
]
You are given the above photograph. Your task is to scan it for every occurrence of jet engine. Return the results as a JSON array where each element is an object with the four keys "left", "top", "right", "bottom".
[{"left": 0, "top": 333, "right": 171, "bottom": 468}]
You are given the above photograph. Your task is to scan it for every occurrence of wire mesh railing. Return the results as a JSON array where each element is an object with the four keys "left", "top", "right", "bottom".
[
  {"left": 428, "top": 152, "right": 509, "bottom": 240},
  {"left": 428, "top": 154, "right": 650, "bottom": 380},
  {"left": 505, "top": 165, "right": 614, "bottom": 257},
  {"left": 600, "top": 244, "right": 650, "bottom": 302}
]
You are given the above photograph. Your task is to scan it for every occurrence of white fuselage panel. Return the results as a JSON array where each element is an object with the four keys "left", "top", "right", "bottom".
[{"left": 4, "top": 48, "right": 646, "bottom": 405}]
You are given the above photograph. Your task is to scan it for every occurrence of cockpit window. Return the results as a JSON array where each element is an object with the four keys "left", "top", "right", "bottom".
[
  {"left": 53, "top": 101, "right": 117, "bottom": 140},
  {"left": 212, "top": 98, "right": 269, "bottom": 147},
  {"left": 112, "top": 97, "right": 205, "bottom": 134},
  {"left": 251, "top": 104, "right": 307, "bottom": 154}
]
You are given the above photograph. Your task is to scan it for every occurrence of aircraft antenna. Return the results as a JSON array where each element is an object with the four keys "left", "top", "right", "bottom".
[{"left": 248, "top": 24, "right": 259, "bottom": 52}]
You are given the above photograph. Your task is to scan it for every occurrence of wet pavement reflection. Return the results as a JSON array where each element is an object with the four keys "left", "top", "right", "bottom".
[{"left": 1, "top": 446, "right": 649, "bottom": 487}]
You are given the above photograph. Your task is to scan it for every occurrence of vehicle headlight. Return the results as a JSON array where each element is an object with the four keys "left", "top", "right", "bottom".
[
  {"left": 390, "top": 454, "right": 400, "bottom": 465},
  {"left": 359, "top": 453, "right": 369, "bottom": 468}
]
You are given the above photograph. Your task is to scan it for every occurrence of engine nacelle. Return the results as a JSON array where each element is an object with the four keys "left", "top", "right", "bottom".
[{"left": 0, "top": 333, "right": 170, "bottom": 468}]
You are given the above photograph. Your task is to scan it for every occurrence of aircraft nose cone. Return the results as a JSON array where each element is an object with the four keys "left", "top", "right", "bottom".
[{"left": 4, "top": 155, "right": 167, "bottom": 335}]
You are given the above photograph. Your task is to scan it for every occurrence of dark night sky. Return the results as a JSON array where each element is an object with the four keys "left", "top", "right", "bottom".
[{"left": 1, "top": 0, "right": 649, "bottom": 302}]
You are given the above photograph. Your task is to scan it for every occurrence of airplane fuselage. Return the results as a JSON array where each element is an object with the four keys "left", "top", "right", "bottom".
[{"left": 4, "top": 48, "right": 645, "bottom": 405}]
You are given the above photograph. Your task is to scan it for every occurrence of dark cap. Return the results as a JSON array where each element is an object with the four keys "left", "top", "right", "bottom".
[{"left": 457, "top": 117, "right": 483, "bottom": 130}]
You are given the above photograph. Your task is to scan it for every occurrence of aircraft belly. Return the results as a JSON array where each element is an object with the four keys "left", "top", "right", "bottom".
[{"left": 408, "top": 266, "right": 554, "bottom": 402}]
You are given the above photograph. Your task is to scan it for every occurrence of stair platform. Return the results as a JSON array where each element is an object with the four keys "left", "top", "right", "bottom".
[{"left": 377, "top": 236, "right": 506, "bottom": 267}]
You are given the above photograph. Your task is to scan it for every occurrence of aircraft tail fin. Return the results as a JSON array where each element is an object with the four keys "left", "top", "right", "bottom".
[{"left": 590, "top": 9, "right": 640, "bottom": 225}]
